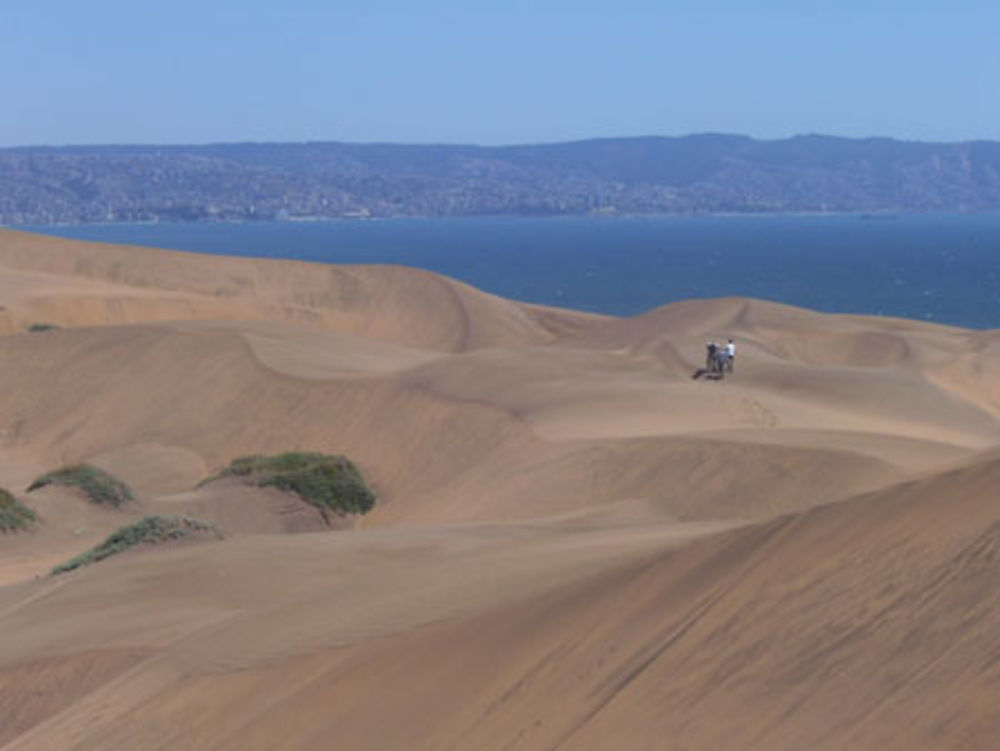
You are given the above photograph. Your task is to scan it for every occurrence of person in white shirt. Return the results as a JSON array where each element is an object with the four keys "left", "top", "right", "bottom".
[{"left": 725, "top": 339, "right": 736, "bottom": 372}]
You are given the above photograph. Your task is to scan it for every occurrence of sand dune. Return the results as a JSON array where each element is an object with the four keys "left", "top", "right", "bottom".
[
  {"left": 191, "top": 452, "right": 998, "bottom": 751},
  {"left": 2, "top": 228, "right": 1000, "bottom": 749},
  {"left": 0, "top": 229, "right": 601, "bottom": 351}
]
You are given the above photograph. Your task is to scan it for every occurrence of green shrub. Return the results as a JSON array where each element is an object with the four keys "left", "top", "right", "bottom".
[
  {"left": 27, "top": 323, "right": 59, "bottom": 332},
  {"left": 27, "top": 464, "right": 133, "bottom": 507},
  {"left": 0, "top": 489, "right": 36, "bottom": 532},
  {"left": 52, "top": 515, "right": 220, "bottom": 575},
  {"left": 204, "top": 452, "right": 376, "bottom": 520}
]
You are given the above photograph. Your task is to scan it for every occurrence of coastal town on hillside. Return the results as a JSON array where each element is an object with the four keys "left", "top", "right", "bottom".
[{"left": 3, "top": 136, "right": 998, "bottom": 224}]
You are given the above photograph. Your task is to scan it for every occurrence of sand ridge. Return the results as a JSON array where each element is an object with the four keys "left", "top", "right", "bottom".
[{"left": 1, "top": 229, "right": 1000, "bottom": 749}]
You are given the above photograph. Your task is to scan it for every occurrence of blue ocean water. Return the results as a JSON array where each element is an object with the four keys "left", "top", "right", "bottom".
[{"left": 23, "top": 214, "right": 1000, "bottom": 329}]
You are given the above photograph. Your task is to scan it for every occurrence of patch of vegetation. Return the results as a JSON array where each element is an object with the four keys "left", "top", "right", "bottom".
[
  {"left": 0, "top": 489, "right": 36, "bottom": 532},
  {"left": 52, "top": 515, "right": 220, "bottom": 575},
  {"left": 27, "top": 464, "right": 133, "bottom": 507},
  {"left": 27, "top": 323, "right": 59, "bottom": 332},
  {"left": 204, "top": 452, "right": 377, "bottom": 520}
]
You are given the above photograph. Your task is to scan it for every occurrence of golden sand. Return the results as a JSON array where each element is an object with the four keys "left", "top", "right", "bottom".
[{"left": 1, "top": 228, "right": 999, "bottom": 750}]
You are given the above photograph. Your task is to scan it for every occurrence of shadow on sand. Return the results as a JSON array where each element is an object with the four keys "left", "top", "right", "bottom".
[{"left": 691, "top": 368, "right": 725, "bottom": 381}]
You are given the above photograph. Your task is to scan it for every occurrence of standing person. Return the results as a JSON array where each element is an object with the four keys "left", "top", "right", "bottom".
[
  {"left": 706, "top": 341, "right": 718, "bottom": 371},
  {"left": 725, "top": 339, "right": 736, "bottom": 373}
]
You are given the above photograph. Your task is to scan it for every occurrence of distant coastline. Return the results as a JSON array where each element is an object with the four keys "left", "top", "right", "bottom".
[
  {"left": 8, "top": 209, "right": 999, "bottom": 231},
  {"left": 2, "top": 134, "right": 999, "bottom": 225}
]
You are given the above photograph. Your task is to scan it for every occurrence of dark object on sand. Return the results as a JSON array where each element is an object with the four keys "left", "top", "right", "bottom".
[
  {"left": 696, "top": 341, "right": 731, "bottom": 380},
  {"left": 692, "top": 368, "right": 724, "bottom": 381}
]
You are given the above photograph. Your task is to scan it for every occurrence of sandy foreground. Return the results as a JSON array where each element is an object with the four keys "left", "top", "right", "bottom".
[{"left": 1, "top": 228, "right": 999, "bottom": 749}]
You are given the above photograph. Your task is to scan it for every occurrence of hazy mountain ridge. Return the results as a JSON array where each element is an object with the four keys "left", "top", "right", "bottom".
[{"left": 3, "top": 134, "right": 1000, "bottom": 223}]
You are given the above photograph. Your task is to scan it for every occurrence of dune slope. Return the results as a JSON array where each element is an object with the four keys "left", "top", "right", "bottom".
[
  {"left": 3, "top": 455, "right": 999, "bottom": 750},
  {"left": 2, "top": 229, "right": 1000, "bottom": 750}
]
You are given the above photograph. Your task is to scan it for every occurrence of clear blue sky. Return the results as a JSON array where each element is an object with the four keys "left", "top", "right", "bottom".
[{"left": 4, "top": 0, "right": 998, "bottom": 147}]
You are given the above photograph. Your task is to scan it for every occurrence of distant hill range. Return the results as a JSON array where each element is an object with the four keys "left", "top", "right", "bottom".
[{"left": 2, "top": 134, "right": 999, "bottom": 224}]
